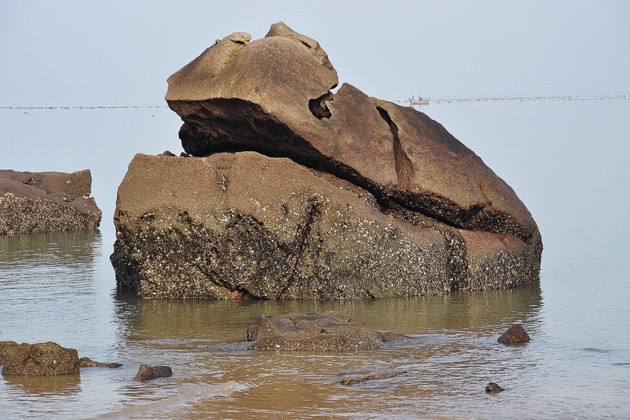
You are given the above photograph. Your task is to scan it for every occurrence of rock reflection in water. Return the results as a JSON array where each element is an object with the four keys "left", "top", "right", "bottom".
[
  {"left": 114, "top": 282, "right": 542, "bottom": 341},
  {"left": 0, "top": 231, "right": 100, "bottom": 267},
  {"left": 0, "top": 231, "right": 115, "bottom": 355},
  {"left": 3, "top": 373, "right": 81, "bottom": 395},
  {"left": 107, "top": 284, "right": 542, "bottom": 418}
]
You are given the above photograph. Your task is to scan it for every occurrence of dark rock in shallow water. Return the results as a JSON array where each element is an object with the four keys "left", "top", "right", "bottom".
[
  {"left": 246, "top": 312, "right": 407, "bottom": 352},
  {"left": 0, "top": 341, "right": 21, "bottom": 366},
  {"left": 498, "top": 324, "right": 531, "bottom": 345},
  {"left": 1, "top": 342, "right": 80, "bottom": 376},
  {"left": 79, "top": 357, "right": 122, "bottom": 369},
  {"left": 0, "top": 169, "right": 101, "bottom": 235},
  {"left": 111, "top": 22, "right": 542, "bottom": 299},
  {"left": 340, "top": 370, "right": 407, "bottom": 386},
  {"left": 486, "top": 382, "right": 504, "bottom": 393},
  {"left": 134, "top": 364, "right": 173, "bottom": 381}
]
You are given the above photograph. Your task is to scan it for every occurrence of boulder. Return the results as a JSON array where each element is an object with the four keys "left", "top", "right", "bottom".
[
  {"left": 0, "top": 169, "right": 101, "bottom": 235},
  {"left": 1, "top": 341, "right": 80, "bottom": 376},
  {"left": 498, "top": 324, "right": 531, "bottom": 345},
  {"left": 111, "top": 22, "right": 542, "bottom": 299},
  {"left": 134, "top": 363, "right": 173, "bottom": 381},
  {"left": 246, "top": 311, "right": 407, "bottom": 352},
  {"left": 112, "top": 152, "right": 451, "bottom": 299}
]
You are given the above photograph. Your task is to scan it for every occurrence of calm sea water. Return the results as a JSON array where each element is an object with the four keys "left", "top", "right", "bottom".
[{"left": 1, "top": 99, "right": 629, "bottom": 418}]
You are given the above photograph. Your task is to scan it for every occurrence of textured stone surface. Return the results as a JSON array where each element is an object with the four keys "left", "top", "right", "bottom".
[
  {"left": 498, "top": 324, "right": 531, "bottom": 345},
  {"left": 79, "top": 357, "right": 122, "bottom": 369},
  {"left": 486, "top": 382, "right": 504, "bottom": 393},
  {"left": 0, "top": 341, "right": 20, "bottom": 366},
  {"left": 112, "top": 153, "right": 452, "bottom": 299},
  {"left": 111, "top": 22, "right": 542, "bottom": 299},
  {"left": 0, "top": 169, "right": 101, "bottom": 235},
  {"left": 166, "top": 23, "right": 537, "bottom": 243},
  {"left": 134, "top": 363, "right": 173, "bottom": 381},
  {"left": 1, "top": 342, "right": 80, "bottom": 376},
  {"left": 340, "top": 370, "right": 407, "bottom": 386},
  {"left": 246, "top": 312, "right": 407, "bottom": 352}
]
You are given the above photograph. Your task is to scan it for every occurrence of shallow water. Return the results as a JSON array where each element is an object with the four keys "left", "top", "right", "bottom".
[
  {"left": 0, "top": 231, "right": 628, "bottom": 419},
  {"left": 1, "top": 99, "right": 630, "bottom": 418}
]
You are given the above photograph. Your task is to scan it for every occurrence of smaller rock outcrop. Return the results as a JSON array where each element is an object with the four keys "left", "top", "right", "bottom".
[
  {"left": 79, "top": 357, "right": 122, "bottom": 369},
  {"left": 498, "top": 324, "right": 531, "bottom": 345},
  {"left": 246, "top": 312, "right": 407, "bottom": 352},
  {"left": 0, "top": 169, "right": 101, "bottom": 235},
  {"left": 134, "top": 363, "right": 173, "bottom": 381},
  {"left": 340, "top": 370, "right": 406, "bottom": 386},
  {"left": 485, "top": 382, "right": 504, "bottom": 393},
  {"left": 1, "top": 342, "right": 80, "bottom": 376}
]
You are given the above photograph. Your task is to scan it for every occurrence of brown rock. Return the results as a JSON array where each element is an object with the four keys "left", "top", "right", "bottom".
[
  {"left": 486, "top": 382, "right": 504, "bottom": 393},
  {"left": 112, "top": 153, "right": 450, "bottom": 299},
  {"left": 246, "top": 312, "right": 407, "bottom": 352},
  {"left": 340, "top": 370, "right": 406, "bottom": 386},
  {"left": 0, "top": 169, "right": 101, "bottom": 235},
  {"left": 2, "top": 342, "right": 80, "bottom": 376},
  {"left": 498, "top": 324, "right": 531, "bottom": 345},
  {"left": 0, "top": 341, "right": 20, "bottom": 365},
  {"left": 79, "top": 356, "right": 122, "bottom": 369},
  {"left": 111, "top": 22, "right": 542, "bottom": 300},
  {"left": 166, "top": 22, "right": 539, "bottom": 244},
  {"left": 134, "top": 363, "right": 173, "bottom": 381}
]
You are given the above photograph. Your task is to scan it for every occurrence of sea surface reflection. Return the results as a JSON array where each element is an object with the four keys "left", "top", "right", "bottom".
[{"left": 1, "top": 232, "right": 554, "bottom": 419}]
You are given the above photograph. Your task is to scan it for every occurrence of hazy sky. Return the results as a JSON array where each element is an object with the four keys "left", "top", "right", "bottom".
[{"left": 1, "top": 0, "right": 629, "bottom": 106}]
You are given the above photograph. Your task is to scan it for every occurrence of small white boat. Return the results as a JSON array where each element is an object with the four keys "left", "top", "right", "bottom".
[{"left": 409, "top": 95, "right": 429, "bottom": 105}]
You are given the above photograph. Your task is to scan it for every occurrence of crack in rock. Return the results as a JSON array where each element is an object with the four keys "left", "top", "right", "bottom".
[
  {"left": 281, "top": 197, "right": 322, "bottom": 298},
  {"left": 376, "top": 106, "right": 415, "bottom": 190}
]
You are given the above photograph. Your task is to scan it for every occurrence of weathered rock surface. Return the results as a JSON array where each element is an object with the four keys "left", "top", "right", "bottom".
[
  {"left": 340, "top": 370, "right": 407, "bottom": 386},
  {"left": 0, "top": 341, "right": 21, "bottom": 365},
  {"left": 134, "top": 363, "right": 173, "bottom": 381},
  {"left": 486, "top": 382, "right": 504, "bottom": 393},
  {"left": 498, "top": 324, "right": 531, "bottom": 345},
  {"left": 111, "top": 22, "right": 542, "bottom": 299},
  {"left": 1, "top": 341, "right": 80, "bottom": 376},
  {"left": 246, "top": 312, "right": 407, "bottom": 351},
  {"left": 79, "top": 356, "right": 122, "bottom": 369},
  {"left": 0, "top": 169, "right": 101, "bottom": 235}
]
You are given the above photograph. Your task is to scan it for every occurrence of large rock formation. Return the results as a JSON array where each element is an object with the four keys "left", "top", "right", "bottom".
[
  {"left": 111, "top": 22, "right": 542, "bottom": 299},
  {"left": 0, "top": 169, "right": 101, "bottom": 235}
]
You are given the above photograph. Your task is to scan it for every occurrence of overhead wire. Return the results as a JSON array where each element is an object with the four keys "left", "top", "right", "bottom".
[{"left": 0, "top": 93, "right": 628, "bottom": 111}]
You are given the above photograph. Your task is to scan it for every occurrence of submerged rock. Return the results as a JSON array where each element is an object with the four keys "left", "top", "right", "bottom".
[
  {"left": 134, "top": 363, "right": 173, "bottom": 381},
  {"left": 486, "top": 382, "right": 504, "bottom": 393},
  {"left": 246, "top": 311, "right": 407, "bottom": 352},
  {"left": 498, "top": 324, "right": 531, "bottom": 345},
  {"left": 0, "top": 169, "right": 101, "bottom": 235},
  {"left": 79, "top": 357, "right": 122, "bottom": 369},
  {"left": 340, "top": 370, "right": 407, "bottom": 386},
  {"left": 111, "top": 22, "right": 542, "bottom": 299},
  {"left": 1, "top": 341, "right": 80, "bottom": 376}
]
